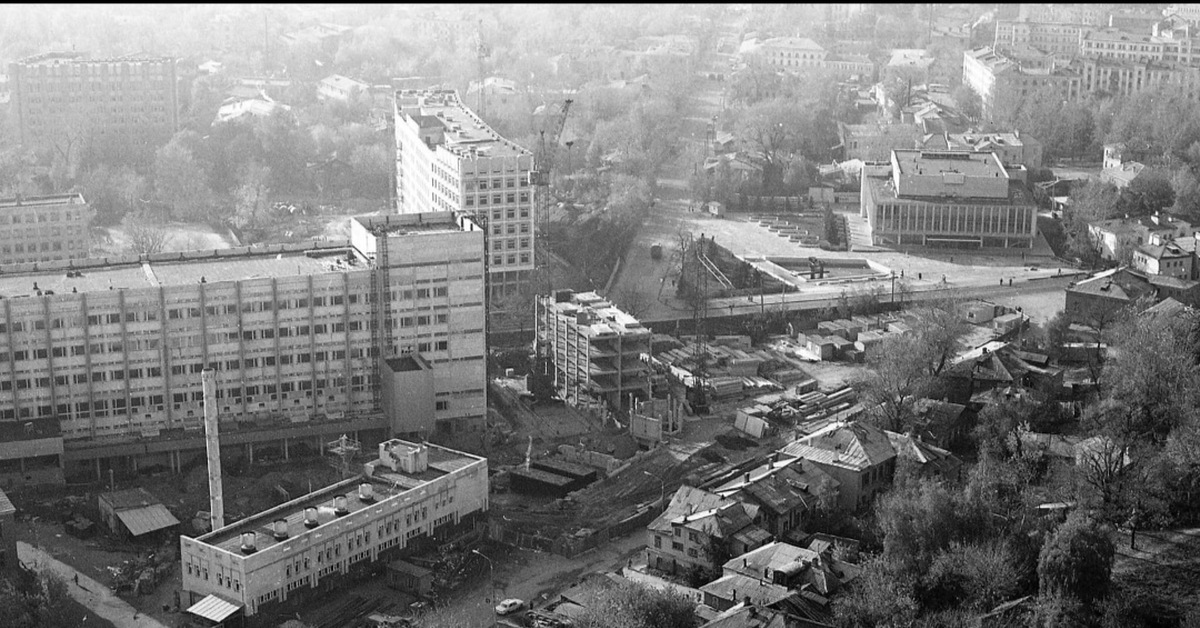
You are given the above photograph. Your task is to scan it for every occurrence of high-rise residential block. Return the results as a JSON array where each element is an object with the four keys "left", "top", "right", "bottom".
[
  {"left": 393, "top": 89, "right": 535, "bottom": 300},
  {"left": 8, "top": 52, "right": 179, "bottom": 166}
]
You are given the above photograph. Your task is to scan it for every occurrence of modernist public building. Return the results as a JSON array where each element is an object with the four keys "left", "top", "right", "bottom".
[
  {"left": 0, "top": 212, "right": 486, "bottom": 486},
  {"left": 860, "top": 150, "right": 1039, "bottom": 249},
  {"left": 181, "top": 438, "right": 488, "bottom": 620},
  {"left": 394, "top": 89, "right": 536, "bottom": 300}
]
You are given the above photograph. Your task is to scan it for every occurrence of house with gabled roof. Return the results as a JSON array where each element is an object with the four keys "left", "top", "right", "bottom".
[
  {"left": 646, "top": 485, "right": 771, "bottom": 577},
  {"left": 778, "top": 421, "right": 897, "bottom": 511},
  {"left": 887, "top": 432, "right": 963, "bottom": 481},
  {"left": 712, "top": 455, "right": 840, "bottom": 538}
]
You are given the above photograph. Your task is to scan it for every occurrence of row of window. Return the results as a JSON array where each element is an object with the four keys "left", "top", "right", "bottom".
[
  {"left": 464, "top": 191, "right": 528, "bottom": 207},
  {"left": 493, "top": 253, "right": 531, "bottom": 266}
]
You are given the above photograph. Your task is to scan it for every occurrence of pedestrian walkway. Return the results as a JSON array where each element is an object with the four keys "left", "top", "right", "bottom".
[{"left": 18, "top": 541, "right": 169, "bottom": 628}]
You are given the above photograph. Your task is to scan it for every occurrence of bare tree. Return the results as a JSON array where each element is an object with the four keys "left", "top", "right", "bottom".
[
  {"left": 616, "top": 285, "right": 650, "bottom": 319},
  {"left": 122, "top": 210, "right": 172, "bottom": 256}
]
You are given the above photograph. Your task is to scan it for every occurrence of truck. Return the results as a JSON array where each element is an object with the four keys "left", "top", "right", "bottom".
[{"left": 650, "top": 243, "right": 663, "bottom": 260}]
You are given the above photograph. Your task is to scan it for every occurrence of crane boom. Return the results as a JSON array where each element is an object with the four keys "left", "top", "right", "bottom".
[{"left": 534, "top": 99, "right": 573, "bottom": 297}]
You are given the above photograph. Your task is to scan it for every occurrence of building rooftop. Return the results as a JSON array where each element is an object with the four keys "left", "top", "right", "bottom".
[
  {"left": 542, "top": 290, "right": 650, "bottom": 338},
  {"left": 395, "top": 89, "right": 530, "bottom": 159},
  {"left": 0, "top": 240, "right": 364, "bottom": 298},
  {"left": 760, "top": 37, "right": 825, "bottom": 52},
  {"left": 893, "top": 150, "right": 1006, "bottom": 178},
  {"left": 778, "top": 421, "right": 896, "bottom": 471},
  {"left": 197, "top": 441, "right": 481, "bottom": 554},
  {"left": 355, "top": 212, "right": 473, "bottom": 237},
  {"left": 0, "top": 193, "right": 86, "bottom": 209},
  {"left": 320, "top": 74, "right": 368, "bottom": 91},
  {"left": 17, "top": 52, "right": 175, "bottom": 66}
]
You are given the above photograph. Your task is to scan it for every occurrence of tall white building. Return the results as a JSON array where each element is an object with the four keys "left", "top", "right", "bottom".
[
  {"left": 394, "top": 89, "right": 535, "bottom": 300},
  {"left": 0, "top": 212, "right": 486, "bottom": 485}
]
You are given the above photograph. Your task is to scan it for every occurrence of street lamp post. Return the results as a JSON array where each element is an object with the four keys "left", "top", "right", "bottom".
[
  {"left": 642, "top": 470, "right": 665, "bottom": 513},
  {"left": 472, "top": 549, "right": 497, "bottom": 614}
]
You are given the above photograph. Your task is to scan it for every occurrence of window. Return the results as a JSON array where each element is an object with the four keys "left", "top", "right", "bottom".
[{"left": 672, "top": 542, "right": 684, "bottom": 551}]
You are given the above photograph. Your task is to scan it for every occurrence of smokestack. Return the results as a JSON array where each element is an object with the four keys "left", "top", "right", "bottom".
[{"left": 202, "top": 369, "right": 225, "bottom": 531}]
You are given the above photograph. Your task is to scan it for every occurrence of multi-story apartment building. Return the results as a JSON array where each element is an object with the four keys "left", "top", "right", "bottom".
[
  {"left": 859, "top": 150, "right": 1039, "bottom": 249},
  {"left": 1080, "top": 28, "right": 1200, "bottom": 65},
  {"left": 0, "top": 194, "right": 92, "bottom": 265},
  {"left": 752, "top": 37, "right": 875, "bottom": 78},
  {"left": 963, "top": 47, "right": 1082, "bottom": 116},
  {"left": 535, "top": 290, "right": 651, "bottom": 410},
  {"left": 8, "top": 52, "right": 179, "bottom": 166},
  {"left": 181, "top": 438, "right": 488, "bottom": 619},
  {"left": 0, "top": 212, "right": 486, "bottom": 483},
  {"left": 994, "top": 18, "right": 1092, "bottom": 56},
  {"left": 393, "top": 89, "right": 535, "bottom": 301}
]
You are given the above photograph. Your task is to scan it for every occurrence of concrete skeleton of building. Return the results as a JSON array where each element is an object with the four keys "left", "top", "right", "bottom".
[
  {"left": 0, "top": 212, "right": 487, "bottom": 485},
  {"left": 8, "top": 52, "right": 179, "bottom": 165},
  {"left": 181, "top": 438, "right": 488, "bottom": 619},
  {"left": 536, "top": 290, "right": 651, "bottom": 410},
  {"left": 393, "top": 89, "right": 535, "bottom": 300},
  {"left": 860, "top": 149, "right": 1039, "bottom": 249},
  {"left": 0, "top": 194, "right": 93, "bottom": 265}
]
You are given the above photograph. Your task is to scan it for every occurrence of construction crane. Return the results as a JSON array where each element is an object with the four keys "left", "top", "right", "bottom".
[
  {"left": 533, "top": 98, "right": 573, "bottom": 297},
  {"left": 474, "top": 19, "right": 489, "bottom": 117}
]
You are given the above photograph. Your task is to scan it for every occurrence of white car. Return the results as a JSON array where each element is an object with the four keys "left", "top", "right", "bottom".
[{"left": 495, "top": 598, "right": 525, "bottom": 615}]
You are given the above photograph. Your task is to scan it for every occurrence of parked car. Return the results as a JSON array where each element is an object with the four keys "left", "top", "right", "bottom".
[{"left": 495, "top": 598, "right": 526, "bottom": 616}]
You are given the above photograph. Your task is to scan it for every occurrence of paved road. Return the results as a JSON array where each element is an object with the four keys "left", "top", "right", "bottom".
[
  {"left": 431, "top": 532, "right": 649, "bottom": 628},
  {"left": 19, "top": 541, "right": 169, "bottom": 628}
]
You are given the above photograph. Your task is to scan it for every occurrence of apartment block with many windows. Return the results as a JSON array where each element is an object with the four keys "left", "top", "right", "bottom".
[
  {"left": 0, "top": 212, "right": 486, "bottom": 484},
  {"left": 394, "top": 89, "right": 534, "bottom": 300},
  {"left": 8, "top": 52, "right": 179, "bottom": 166},
  {"left": 0, "top": 194, "right": 92, "bottom": 265}
]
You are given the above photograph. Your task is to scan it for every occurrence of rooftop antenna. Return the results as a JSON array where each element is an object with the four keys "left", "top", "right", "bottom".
[
  {"left": 326, "top": 433, "right": 361, "bottom": 479},
  {"left": 202, "top": 369, "right": 225, "bottom": 531}
]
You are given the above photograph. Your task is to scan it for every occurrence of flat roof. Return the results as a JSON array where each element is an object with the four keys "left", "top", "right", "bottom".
[
  {"left": 396, "top": 89, "right": 529, "bottom": 159},
  {"left": 0, "top": 241, "right": 364, "bottom": 297},
  {"left": 0, "top": 193, "right": 85, "bottom": 209},
  {"left": 867, "top": 175, "right": 1033, "bottom": 206},
  {"left": 187, "top": 594, "right": 242, "bottom": 623},
  {"left": 542, "top": 291, "right": 649, "bottom": 338},
  {"left": 893, "top": 150, "right": 1005, "bottom": 178},
  {"left": 197, "top": 444, "right": 481, "bottom": 553}
]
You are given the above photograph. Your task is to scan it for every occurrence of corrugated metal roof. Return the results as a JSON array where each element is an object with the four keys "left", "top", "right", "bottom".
[
  {"left": 186, "top": 594, "right": 242, "bottom": 622},
  {"left": 116, "top": 504, "right": 179, "bottom": 536}
]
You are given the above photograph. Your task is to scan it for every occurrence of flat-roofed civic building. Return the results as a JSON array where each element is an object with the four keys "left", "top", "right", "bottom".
[
  {"left": 181, "top": 438, "right": 488, "bottom": 618},
  {"left": 860, "top": 150, "right": 1038, "bottom": 249}
]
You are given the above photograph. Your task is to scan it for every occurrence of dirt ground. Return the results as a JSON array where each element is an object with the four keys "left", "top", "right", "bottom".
[
  {"left": 95, "top": 222, "right": 237, "bottom": 256},
  {"left": 1112, "top": 526, "right": 1200, "bottom": 621}
]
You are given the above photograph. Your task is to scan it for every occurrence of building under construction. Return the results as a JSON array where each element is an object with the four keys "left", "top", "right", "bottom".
[
  {"left": 535, "top": 290, "right": 652, "bottom": 410},
  {"left": 181, "top": 438, "right": 488, "bottom": 620}
]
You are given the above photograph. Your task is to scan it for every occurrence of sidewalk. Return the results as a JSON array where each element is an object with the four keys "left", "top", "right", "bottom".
[{"left": 18, "top": 542, "right": 169, "bottom": 628}]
